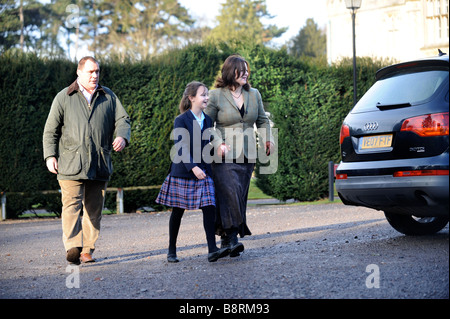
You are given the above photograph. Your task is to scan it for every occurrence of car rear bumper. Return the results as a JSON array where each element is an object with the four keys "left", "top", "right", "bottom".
[{"left": 336, "top": 174, "right": 449, "bottom": 217}]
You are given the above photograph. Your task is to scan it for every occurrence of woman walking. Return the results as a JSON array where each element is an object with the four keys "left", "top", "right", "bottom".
[
  {"left": 205, "top": 55, "right": 274, "bottom": 257},
  {"left": 156, "top": 81, "right": 229, "bottom": 263}
]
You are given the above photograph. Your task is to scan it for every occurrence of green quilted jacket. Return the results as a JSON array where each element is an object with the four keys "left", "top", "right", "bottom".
[{"left": 43, "top": 80, "right": 131, "bottom": 181}]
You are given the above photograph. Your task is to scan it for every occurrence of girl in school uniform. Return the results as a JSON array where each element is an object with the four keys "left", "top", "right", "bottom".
[{"left": 156, "top": 81, "right": 230, "bottom": 263}]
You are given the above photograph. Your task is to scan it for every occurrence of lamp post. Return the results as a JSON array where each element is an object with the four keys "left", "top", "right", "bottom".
[{"left": 345, "top": 0, "right": 362, "bottom": 106}]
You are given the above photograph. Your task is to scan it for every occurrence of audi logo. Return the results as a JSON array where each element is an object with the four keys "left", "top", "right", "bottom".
[{"left": 364, "top": 122, "right": 379, "bottom": 131}]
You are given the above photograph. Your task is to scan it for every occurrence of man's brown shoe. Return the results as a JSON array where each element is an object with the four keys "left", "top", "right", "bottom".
[
  {"left": 66, "top": 247, "right": 81, "bottom": 264},
  {"left": 80, "top": 253, "right": 95, "bottom": 263}
]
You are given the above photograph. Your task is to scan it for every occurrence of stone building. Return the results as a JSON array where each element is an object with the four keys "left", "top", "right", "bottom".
[{"left": 326, "top": 0, "right": 449, "bottom": 63}]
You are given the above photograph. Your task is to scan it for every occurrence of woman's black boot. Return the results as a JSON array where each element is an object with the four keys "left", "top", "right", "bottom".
[
  {"left": 229, "top": 232, "right": 244, "bottom": 257},
  {"left": 207, "top": 247, "right": 230, "bottom": 262},
  {"left": 220, "top": 235, "right": 231, "bottom": 249}
]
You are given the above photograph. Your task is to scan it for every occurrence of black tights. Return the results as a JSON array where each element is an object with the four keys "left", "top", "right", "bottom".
[{"left": 168, "top": 206, "right": 218, "bottom": 254}]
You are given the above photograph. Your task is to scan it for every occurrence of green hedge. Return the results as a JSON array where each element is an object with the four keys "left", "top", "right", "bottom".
[
  {"left": 100, "top": 45, "right": 232, "bottom": 188},
  {"left": 0, "top": 53, "right": 75, "bottom": 193},
  {"left": 0, "top": 44, "right": 389, "bottom": 217},
  {"left": 104, "top": 188, "right": 166, "bottom": 213},
  {"left": 0, "top": 45, "right": 234, "bottom": 217},
  {"left": 254, "top": 58, "right": 387, "bottom": 201}
]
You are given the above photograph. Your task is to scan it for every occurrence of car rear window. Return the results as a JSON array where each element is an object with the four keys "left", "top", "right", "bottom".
[{"left": 352, "top": 68, "right": 449, "bottom": 113}]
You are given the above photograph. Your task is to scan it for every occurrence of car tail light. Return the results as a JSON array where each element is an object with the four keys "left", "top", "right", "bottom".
[
  {"left": 336, "top": 173, "right": 347, "bottom": 179},
  {"left": 393, "top": 170, "right": 449, "bottom": 177},
  {"left": 400, "top": 112, "right": 449, "bottom": 137},
  {"left": 340, "top": 124, "right": 350, "bottom": 144}
]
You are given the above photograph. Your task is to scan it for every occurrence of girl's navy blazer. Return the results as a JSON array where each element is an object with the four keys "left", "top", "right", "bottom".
[{"left": 169, "top": 110, "right": 213, "bottom": 179}]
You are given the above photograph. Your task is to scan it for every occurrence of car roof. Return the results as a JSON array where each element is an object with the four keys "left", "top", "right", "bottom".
[{"left": 376, "top": 52, "right": 449, "bottom": 81}]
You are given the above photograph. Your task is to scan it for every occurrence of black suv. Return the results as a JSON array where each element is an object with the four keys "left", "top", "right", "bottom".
[{"left": 336, "top": 52, "right": 449, "bottom": 235}]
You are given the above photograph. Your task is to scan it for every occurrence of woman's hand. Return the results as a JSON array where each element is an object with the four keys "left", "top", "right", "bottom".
[
  {"left": 217, "top": 143, "right": 231, "bottom": 157},
  {"left": 192, "top": 166, "right": 206, "bottom": 180},
  {"left": 265, "top": 141, "right": 274, "bottom": 156}
]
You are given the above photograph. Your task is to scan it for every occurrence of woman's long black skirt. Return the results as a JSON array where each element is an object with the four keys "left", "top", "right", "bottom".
[{"left": 211, "top": 162, "right": 254, "bottom": 238}]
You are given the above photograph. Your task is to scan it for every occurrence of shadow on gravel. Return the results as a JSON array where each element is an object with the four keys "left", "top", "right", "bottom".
[
  {"left": 245, "top": 218, "right": 386, "bottom": 242},
  {"left": 86, "top": 218, "right": 388, "bottom": 266}
]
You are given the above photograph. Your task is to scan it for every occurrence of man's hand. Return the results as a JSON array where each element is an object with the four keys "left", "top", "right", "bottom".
[
  {"left": 113, "top": 136, "right": 127, "bottom": 152},
  {"left": 46, "top": 157, "right": 58, "bottom": 174}
]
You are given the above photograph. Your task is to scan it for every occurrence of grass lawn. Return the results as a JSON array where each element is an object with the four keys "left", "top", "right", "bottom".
[{"left": 247, "top": 178, "right": 273, "bottom": 200}]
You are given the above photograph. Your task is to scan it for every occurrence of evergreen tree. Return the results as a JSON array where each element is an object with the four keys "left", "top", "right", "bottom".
[
  {"left": 0, "top": 0, "right": 47, "bottom": 53},
  {"left": 207, "top": 0, "right": 286, "bottom": 45},
  {"left": 289, "top": 18, "right": 326, "bottom": 58},
  {"left": 93, "top": 0, "right": 194, "bottom": 60}
]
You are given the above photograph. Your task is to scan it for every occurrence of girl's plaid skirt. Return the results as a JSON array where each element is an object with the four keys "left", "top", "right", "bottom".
[{"left": 155, "top": 174, "right": 215, "bottom": 210}]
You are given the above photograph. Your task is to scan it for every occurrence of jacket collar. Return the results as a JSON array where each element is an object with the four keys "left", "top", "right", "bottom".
[
  {"left": 184, "top": 109, "right": 211, "bottom": 131},
  {"left": 223, "top": 87, "right": 249, "bottom": 114},
  {"left": 67, "top": 79, "right": 105, "bottom": 96}
]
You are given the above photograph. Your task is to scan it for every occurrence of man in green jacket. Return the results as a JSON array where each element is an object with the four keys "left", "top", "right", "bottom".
[{"left": 43, "top": 56, "right": 131, "bottom": 264}]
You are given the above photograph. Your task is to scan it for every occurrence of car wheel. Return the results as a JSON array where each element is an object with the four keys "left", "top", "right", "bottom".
[{"left": 384, "top": 212, "right": 449, "bottom": 236}]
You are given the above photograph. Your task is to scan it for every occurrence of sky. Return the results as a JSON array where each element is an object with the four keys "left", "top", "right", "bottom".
[{"left": 178, "top": 0, "right": 328, "bottom": 47}]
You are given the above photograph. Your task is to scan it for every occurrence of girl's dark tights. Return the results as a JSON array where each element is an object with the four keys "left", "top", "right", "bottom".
[{"left": 168, "top": 206, "right": 217, "bottom": 255}]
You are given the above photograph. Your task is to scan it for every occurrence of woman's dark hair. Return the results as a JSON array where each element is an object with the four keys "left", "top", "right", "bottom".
[
  {"left": 179, "top": 81, "right": 207, "bottom": 114},
  {"left": 214, "top": 54, "right": 251, "bottom": 91}
]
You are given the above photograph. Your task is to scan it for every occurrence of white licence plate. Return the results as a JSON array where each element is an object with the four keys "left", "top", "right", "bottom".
[{"left": 360, "top": 134, "right": 393, "bottom": 150}]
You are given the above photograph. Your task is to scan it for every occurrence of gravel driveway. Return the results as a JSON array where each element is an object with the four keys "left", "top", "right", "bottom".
[{"left": 1, "top": 202, "right": 448, "bottom": 308}]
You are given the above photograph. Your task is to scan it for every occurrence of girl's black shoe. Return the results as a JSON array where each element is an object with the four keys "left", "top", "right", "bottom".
[{"left": 167, "top": 253, "right": 179, "bottom": 263}]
